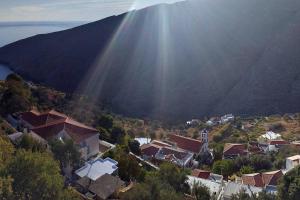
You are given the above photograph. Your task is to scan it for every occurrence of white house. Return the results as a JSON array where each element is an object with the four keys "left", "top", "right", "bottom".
[
  {"left": 259, "top": 131, "right": 281, "bottom": 142},
  {"left": 286, "top": 155, "right": 300, "bottom": 172},
  {"left": 220, "top": 114, "right": 235, "bottom": 124},
  {"left": 75, "top": 158, "right": 118, "bottom": 181},
  {"left": 187, "top": 175, "right": 223, "bottom": 198}
]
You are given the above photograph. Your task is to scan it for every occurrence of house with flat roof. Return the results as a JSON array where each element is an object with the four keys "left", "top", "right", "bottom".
[
  {"left": 19, "top": 109, "right": 100, "bottom": 159},
  {"left": 75, "top": 158, "right": 118, "bottom": 181}
]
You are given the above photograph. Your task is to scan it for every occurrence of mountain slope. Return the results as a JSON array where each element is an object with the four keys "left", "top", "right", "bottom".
[{"left": 1, "top": 0, "right": 300, "bottom": 121}]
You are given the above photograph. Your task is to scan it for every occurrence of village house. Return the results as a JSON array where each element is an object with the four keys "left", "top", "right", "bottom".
[
  {"left": 223, "top": 143, "right": 248, "bottom": 159},
  {"left": 140, "top": 133, "right": 208, "bottom": 168},
  {"left": 267, "top": 140, "right": 290, "bottom": 152},
  {"left": 76, "top": 173, "right": 125, "bottom": 200},
  {"left": 140, "top": 141, "right": 194, "bottom": 168},
  {"left": 223, "top": 182, "right": 262, "bottom": 200},
  {"left": 155, "top": 146, "right": 194, "bottom": 167},
  {"left": 187, "top": 175, "right": 223, "bottom": 198},
  {"left": 191, "top": 169, "right": 223, "bottom": 183},
  {"left": 286, "top": 155, "right": 300, "bottom": 171},
  {"left": 19, "top": 109, "right": 100, "bottom": 160},
  {"left": 220, "top": 114, "right": 235, "bottom": 124},
  {"left": 259, "top": 131, "right": 282, "bottom": 142},
  {"left": 186, "top": 119, "right": 200, "bottom": 126},
  {"left": 75, "top": 158, "right": 119, "bottom": 181},
  {"left": 168, "top": 133, "right": 207, "bottom": 154},
  {"left": 241, "top": 170, "right": 283, "bottom": 188}
]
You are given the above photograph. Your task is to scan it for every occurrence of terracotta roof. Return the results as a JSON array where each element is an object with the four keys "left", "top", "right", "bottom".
[
  {"left": 242, "top": 170, "right": 283, "bottom": 187},
  {"left": 159, "top": 146, "right": 189, "bottom": 160},
  {"left": 269, "top": 140, "right": 289, "bottom": 145},
  {"left": 151, "top": 140, "right": 172, "bottom": 147},
  {"left": 248, "top": 145, "right": 264, "bottom": 154},
  {"left": 22, "top": 110, "right": 98, "bottom": 143},
  {"left": 242, "top": 173, "right": 264, "bottom": 187},
  {"left": 168, "top": 134, "right": 203, "bottom": 154},
  {"left": 223, "top": 143, "right": 247, "bottom": 156},
  {"left": 20, "top": 109, "right": 67, "bottom": 127},
  {"left": 262, "top": 170, "right": 283, "bottom": 186},
  {"left": 191, "top": 169, "right": 211, "bottom": 179},
  {"left": 141, "top": 144, "right": 161, "bottom": 157}
]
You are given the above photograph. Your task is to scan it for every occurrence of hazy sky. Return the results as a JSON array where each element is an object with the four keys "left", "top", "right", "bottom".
[{"left": 0, "top": 0, "right": 183, "bottom": 22}]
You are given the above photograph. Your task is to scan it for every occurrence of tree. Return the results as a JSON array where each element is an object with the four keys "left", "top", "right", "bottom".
[
  {"left": 278, "top": 166, "right": 300, "bottom": 200},
  {"left": 0, "top": 176, "right": 13, "bottom": 200},
  {"left": 128, "top": 139, "right": 141, "bottom": 155},
  {"left": 98, "top": 126, "right": 111, "bottom": 141},
  {"left": 240, "top": 166, "right": 254, "bottom": 175},
  {"left": 7, "top": 150, "right": 64, "bottom": 200},
  {"left": 17, "top": 134, "right": 46, "bottom": 152},
  {"left": 230, "top": 189, "right": 252, "bottom": 200},
  {"left": 231, "top": 189, "right": 276, "bottom": 200},
  {"left": 158, "top": 162, "right": 189, "bottom": 193},
  {"left": 213, "top": 144, "right": 224, "bottom": 161},
  {"left": 122, "top": 175, "right": 182, "bottom": 200},
  {"left": 111, "top": 126, "right": 126, "bottom": 144},
  {"left": 250, "top": 155, "right": 272, "bottom": 171},
  {"left": 117, "top": 153, "right": 142, "bottom": 182},
  {"left": 49, "top": 139, "right": 81, "bottom": 168},
  {"left": 60, "top": 187, "right": 82, "bottom": 200},
  {"left": 0, "top": 74, "right": 32, "bottom": 115},
  {"left": 191, "top": 181, "right": 211, "bottom": 200},
  {"left": 196, "top": 151, "right": 213, "bottom": 166},
  {"left": 97, "top": 114, "right": 113, "bottom": 130},
  {"left": 212, "top": 160, "right": 234, "bottom": 178},
  {"left": 0, "top": 136, "right": 14, "bottom": 168}
]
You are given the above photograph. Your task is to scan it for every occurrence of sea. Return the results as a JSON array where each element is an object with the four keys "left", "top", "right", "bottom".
[{"left": 0, "top": 21, "right": 84, "bottom": 80}]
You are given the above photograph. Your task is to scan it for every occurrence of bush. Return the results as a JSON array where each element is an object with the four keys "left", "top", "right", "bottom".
[{"left": 213, "top": 134, "right": 222, "bottom": 143}]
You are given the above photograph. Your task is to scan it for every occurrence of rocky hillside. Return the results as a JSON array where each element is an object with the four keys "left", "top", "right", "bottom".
[{"left": 0, "top": 0, "right": 300, "bottom": 121}]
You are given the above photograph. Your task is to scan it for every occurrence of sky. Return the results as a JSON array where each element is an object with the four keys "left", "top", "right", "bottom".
[{"left": 0, "top": 0, "right": 183, "bottom": 22}]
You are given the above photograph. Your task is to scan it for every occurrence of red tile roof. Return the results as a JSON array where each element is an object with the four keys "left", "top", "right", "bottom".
[
  {"left": 168, "top": 134, "right": 203, "bottom": 154},
  {"left": 223, "top": 143, "right": 247, "bottom": 156},
  {"left": 21, "top": 110, "right": 98, "bottom": 143},
  {"left": 21, "top": 110, "right": 67, "bottom": 127},
  {"left": 248, "top": 145, "right": 264, "bottom": 154},
  {"left": 159, "top": 147, "right": 189, "bottom": 160},
  {"left": 242, "top": 173, "right": 264, "bottom": 187},
  {"left": 262, "top": 170, "right": 283, "bottom": 186},
  {"left": 269, "top": 140, "right": 289, "bottom": 145},
  {"left": 141, "top": 144, "right": 160, "bottom": 157},
  {"left": 242, "top": 170, "right": 283, "bottom": 187},
  {"left": 191, "top": 169, "right": 211, "bottom": 179},
  {"left": 151, "top": 140, "right": 172, "bottom": 147}
]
